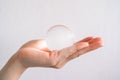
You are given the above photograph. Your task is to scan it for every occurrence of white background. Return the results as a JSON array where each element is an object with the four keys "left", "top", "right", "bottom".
[{"left": 0, "top": 0, "right": 120, "bottom": 80}]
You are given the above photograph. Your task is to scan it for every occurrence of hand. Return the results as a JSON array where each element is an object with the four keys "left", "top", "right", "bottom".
[
  {"left": 17, "top": 36, "right": 103, "bottom": 69},
  {"left": 0, "top": 36, "right": 103, "bottom": 80}
]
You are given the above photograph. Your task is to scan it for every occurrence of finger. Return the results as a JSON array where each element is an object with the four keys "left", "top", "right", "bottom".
[
  {"left": 88, "top": 37, "right": 103, "bottom": 44},
  {"left": 85, "top": 37, "right": 104, "bottom": 52},
  {"left": 53, "top": 42, "right": 89, "bottom": 68},
  {"left": 57, "top": 37, "right": 96, "bottom": 61},
  {"left": 59, "top": 42, "right": 89, "bottom": 59},
  {"left": 53, "top": 37, "right": 103, "bottom": 68},
  {"left": 80, "top": 36, "right": 94, "bottom": 42},
  {"left": 74, "top": 36, "right": 94, "bottom": 45},
  {"left": 67, "top": 37, "right": 103, "bottom": 61}
]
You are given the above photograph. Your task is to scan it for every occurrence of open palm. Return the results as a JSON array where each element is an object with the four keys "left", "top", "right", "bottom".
[{"left": 17, "top": 37, "right": 103, "bottom": 69}]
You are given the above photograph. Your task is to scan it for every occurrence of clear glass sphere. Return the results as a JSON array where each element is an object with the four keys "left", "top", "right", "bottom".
[{"left": 45, "top": 25, "right": 75, "bottom": 50}]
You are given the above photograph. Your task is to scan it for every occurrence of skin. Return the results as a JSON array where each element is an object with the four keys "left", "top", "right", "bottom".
[{"left": 0, "top": 37, "right": 103, "bottom": 80}]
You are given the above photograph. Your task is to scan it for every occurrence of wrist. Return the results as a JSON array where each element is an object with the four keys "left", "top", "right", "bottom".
[{"left": 0, "top": 54, "right": 27, "bottom": 80}]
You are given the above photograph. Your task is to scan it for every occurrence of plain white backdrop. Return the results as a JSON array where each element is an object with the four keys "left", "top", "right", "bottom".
[{"left": 0, "top": 0, "right": 120, "bottom": 80}]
